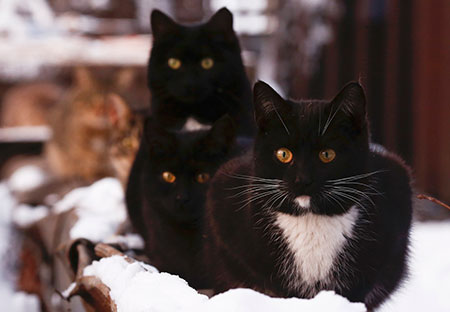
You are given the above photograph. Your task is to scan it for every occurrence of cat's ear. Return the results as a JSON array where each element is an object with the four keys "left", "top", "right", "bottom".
[
  {"left": 253, "top": 81, "right": 290, "bottom": 129},
  {"left": 115, "top": 68, "right": 136, "bottom": 91},
  {"left": 207, "top": 8, "right": 234, "bottom": 38},
  {"left": 74, "top": 67, "right": 97, "bottom": 90},
  {"left": 203, "top": 115, "right": 236, "bottom": 156},
  {"left": 329, "top": 82, "right": 367, "bottom": 131},
  {"left": 106, "top": 93, "right": 131, "bottom": 129},
  {"left": 151, "top": 10, "right": 179, "bottom": 40}
]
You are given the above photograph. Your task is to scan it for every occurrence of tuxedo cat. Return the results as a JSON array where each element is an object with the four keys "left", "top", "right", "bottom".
[
  {"left": 148, "top": 8, "right": 254, "bottom": 135},
  {"left": 204, "top": 81, "right": 412, "bottom": 309},
  {"left": 126, "top": 115, "right": 236, "bottom": 289}
]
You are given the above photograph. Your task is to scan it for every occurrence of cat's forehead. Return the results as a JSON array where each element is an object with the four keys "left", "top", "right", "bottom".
[
  {"left": 285, "top": 99, "right": 330, "bottom": 137},
  {"left": 155, "top": 26, "right": 227, "bottom": 56}
]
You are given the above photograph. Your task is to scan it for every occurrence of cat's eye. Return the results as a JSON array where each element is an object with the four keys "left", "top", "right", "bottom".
[
  {"left": 196, "top": 173, "right": 210, "bottom": 184},
  {"left": 201, "top": 58, "right": 214, "bottom": 70},
  {"left": 162, "top": 171, "right": 176, "bottom": 183},
  {"left": 275, "top": 148, "right": 293, "bottom": 164},
  {"left": 168, "top": 58, "right": 181, "bottom": 70},
  {"left": 319, "top": 149, "right": 336, "bottom": 163},
  {"left": 121, "top": 137, "right": 133, "bottom": 148}
]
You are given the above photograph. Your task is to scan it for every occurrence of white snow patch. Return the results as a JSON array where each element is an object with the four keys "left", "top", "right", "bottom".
[
  {"left": 53, "top": 178, "right": 127, "bottom": 241},
  {"left": 83, "top": 255, "right": 365, "bottom": 312},
  {"left": 12, "top": 204, "right": 49, "bottom": 228},
  {"left": 0, "top": 183, "right": 40, "bottom": 312},
  {"left": 8, "top": 164, "right": 48, "bottom": 193},
  {"left": 193, "top": 288, "right": 364, "bottom": 312},
  {"left": 62, "top": 282, "right": 76, "bottom": 299},
  {"left": 0, "top": 126, "right": 52, "bottom": 142},
  {"left": 380, "top": 222, "right": 450, "bottom": 312}
]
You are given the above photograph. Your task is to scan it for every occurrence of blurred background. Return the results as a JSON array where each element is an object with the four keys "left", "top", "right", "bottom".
[
  {"left": 0, "top": 0, "right": 448, "bottom": 208},
  {"left": 0, "top": 0, "right": 449, "bottom": 311}
]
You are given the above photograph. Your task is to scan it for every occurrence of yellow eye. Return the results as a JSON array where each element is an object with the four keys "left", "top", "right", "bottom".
[
  {"left": 196, "top": 173, "right": 210, "bottom": 183},
  {"left": 121, "top": 137, "right": 132, "bottom": 148},
  {"left": 168, "top": 58, "right": 181, "bottom": 70},
  {"left": 319, "top": 149, "right": 336, "bottom": 163},
  {"left": 162, "top": 171, "right": 176, "bottom": 183},
  {"left": 201, "top": 57, "right": 214, "bottom": 70},
  {"left": 275, "top": 148, "right": 293, "bottom": 163}
]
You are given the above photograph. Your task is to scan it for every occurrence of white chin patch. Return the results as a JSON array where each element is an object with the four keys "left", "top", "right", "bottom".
[
  {"left": 181, "top": 117, "right": 211, "bottom": 132},
  {"left": 294, "top": 196, "right": 311, "bottom": 209}
]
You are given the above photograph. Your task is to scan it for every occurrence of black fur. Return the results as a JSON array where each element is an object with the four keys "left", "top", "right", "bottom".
[
  {"left": 126, "top": 115, "right": 237, "bottom": 289},
  {"left": 204, "top": 81, "right": 412, "bottom": 309},
  {"left": 148, "top": 8, "right": 254, "bottom": 135}
]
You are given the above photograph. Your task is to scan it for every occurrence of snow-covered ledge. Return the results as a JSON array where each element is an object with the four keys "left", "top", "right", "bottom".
[{"left": 77, "top": 255, "right": 365, "bottom": 312}]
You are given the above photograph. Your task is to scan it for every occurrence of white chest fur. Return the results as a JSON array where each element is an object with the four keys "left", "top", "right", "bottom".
[{"left": 275, "top": 206, "right": 358, "bottom": 287}]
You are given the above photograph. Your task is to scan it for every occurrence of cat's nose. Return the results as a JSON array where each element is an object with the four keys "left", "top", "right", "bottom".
[
  {"left": 294, "top": 175, "right": 313, "bottom": 193},
  {"left": 295, "top": 174, "right": 312, "bottom": 186},
  {"left": 176, "top": 194, "right": 191, "bottom": 206}
]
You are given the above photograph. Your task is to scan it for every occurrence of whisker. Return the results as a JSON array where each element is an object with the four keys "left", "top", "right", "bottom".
[
  {"left": 327, "top": 181, "right": 382, "bottom": 195},
  {"left": 322, "top": 190, "right": 346, "bottom": 212},
  {"left": 229, "top": 186, "right": 280, "bottom": 199},
  {"left": 227, "top": 183, "right": 281, "bottom": 191},
  {"left": 327, "top": 170, "right": 387, "bottom": 183},
  {"left": 227, "top": 173, "right": 284, "bottom": 184},
  {"left": 237, "top": 189, "right": 280, "bottom": 206},
  {"left": 329, "top": 186, "right": 376, "bottom": 206}
]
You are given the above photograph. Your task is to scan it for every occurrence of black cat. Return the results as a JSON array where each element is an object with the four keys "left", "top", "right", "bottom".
[
  {"left": 126, "top": 115, "right": 236, "bottom": 289},
  {"left": 148, "top": 8, "right": 254, "bottom": 135},
  {"left": 204, "top": 81, "right": 412, "bottom": 309}
]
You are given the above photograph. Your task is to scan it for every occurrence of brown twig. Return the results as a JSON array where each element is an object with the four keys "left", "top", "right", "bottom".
[
  {"left": 94, "top": 243, "right": 135, "bottom": 264},
  {"left": 417, "top": 194, "right": 450, "bottom": 210}
]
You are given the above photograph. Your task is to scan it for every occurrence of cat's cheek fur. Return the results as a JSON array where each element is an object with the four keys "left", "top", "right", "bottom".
[{"left": 275, "top": 206, "right": 358, "bottom": 290}]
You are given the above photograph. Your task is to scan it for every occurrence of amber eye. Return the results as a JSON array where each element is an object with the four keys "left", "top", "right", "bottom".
[
  {"left": 319, "top": 149, "right": 336, "bottom": 163},
  {"left": 168, "top": 58, "right": 181, "bottom": 70},
  {"left": 275, "top": 148, "right": 293, "bottom": 163},
  {"left": 162, "top": 171, "right": 176, "bottom": 183},
  {"left": 196, "top": 173, "right": 210, "bottom": 183},
  {"left": 201, "top": 57, "right": 214, "bottom": 70},
  {"left": 121, "top": 137, "right": 132, "bottom": 148}
]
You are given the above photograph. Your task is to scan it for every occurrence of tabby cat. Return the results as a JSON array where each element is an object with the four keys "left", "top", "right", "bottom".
[
  {"left": 126, "top": 115, "right": 237, "bottom": 289},
  {"left": 0, "top": 82, "right": 64, "bottom": 127},
  {"left": 45, "top": 67, "right": 138, "bottom": 184},
  {"left": 204, "top": 81, "right": 412, "bottom": 310},
  {"left": 106, "top": 93, "right": 143, "bottom": 187},
  {"left": 148, "top": 8, "right": 254, "bottom": 135}
]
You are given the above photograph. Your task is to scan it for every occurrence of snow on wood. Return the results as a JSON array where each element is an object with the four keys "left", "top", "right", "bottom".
[
  {"left": 53, "top": 178, "right": 127, "bottom": 241},
  {"left": 0, "top": 183, "right": 41, "bottom": 311},
  {"left": 0, "top": 126, "right": 51, "bottom": 143},
  {"left": 77, "top": 254, "right": 365, "bottom": 312},
  {"left": 7, "top": 164, "right": 49, "bottom": 193}
]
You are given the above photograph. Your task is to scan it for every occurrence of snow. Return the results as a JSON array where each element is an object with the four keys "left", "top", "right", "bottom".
[
  {"left": 53, "top": 178, "right": 127, "bottom": 241},
  {"left": 2, "top": 170, "right": 450, "bottom": 311},
  {"left": 0, "top": 183, "right": 41, "bottom": 312},
  {"left": 83, "top": 256, "right": 365, "bottom": 312},
  {"left": 8, "top": 164, "right": 48, "bottom": 193},
  {"left": 379, "top": 222, "right": 450, "bottom": 312},
  {"left": 195, "top": 289, "right": 363, "bottom": 312},
  {"left": 0, "top": 126, "right": 52, "bottom": 142},
  {"left": 0, "top": 35, "right": 150, "bottom": 81},
  {"left": 12, "top": 204, "right": 49, "bottom": 228}
]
